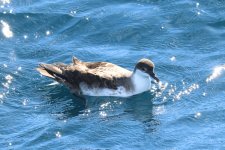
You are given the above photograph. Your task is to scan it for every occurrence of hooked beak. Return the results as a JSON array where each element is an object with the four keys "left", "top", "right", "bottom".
[{"left": 148, "top": 72, "right": 160, "bottom": 83}]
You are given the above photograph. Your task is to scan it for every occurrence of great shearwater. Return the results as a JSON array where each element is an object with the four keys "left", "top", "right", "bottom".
[{"left": 37, "top": 57, "right": 160, "bottom": 97}]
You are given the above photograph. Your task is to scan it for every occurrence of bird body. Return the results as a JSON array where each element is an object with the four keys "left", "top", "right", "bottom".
[{"left": 37, "top": 57, "right": 159, "bottom": 97}]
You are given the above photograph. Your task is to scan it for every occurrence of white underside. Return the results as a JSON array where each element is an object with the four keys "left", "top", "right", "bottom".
[
  {"left": 80, "top": 83, "right": 133, "bottom": 97},
  {"left": 79, "top": 69, "right": 152, "bottom": 97}
]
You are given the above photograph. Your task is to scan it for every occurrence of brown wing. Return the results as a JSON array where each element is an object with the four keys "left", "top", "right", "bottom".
[
  {"left": 62, "top": 62, "right": 132, "bottom": 90},
  {"left": 85, "top": 62, "right": 132, "bottom": 79}
]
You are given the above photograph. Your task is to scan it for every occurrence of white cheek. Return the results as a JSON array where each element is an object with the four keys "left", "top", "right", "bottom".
[{"left": 136, "top": 69, "right": 149, "bottom": 77}]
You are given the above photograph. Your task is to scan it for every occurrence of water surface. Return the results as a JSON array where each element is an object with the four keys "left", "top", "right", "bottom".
[{"left": 0, "top": 0, "right": 225, "bottom": 149}]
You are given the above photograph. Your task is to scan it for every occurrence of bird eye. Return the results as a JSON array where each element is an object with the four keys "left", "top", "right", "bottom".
[{"left": 142, "top": 68, "right": 147, "bottom": 71}]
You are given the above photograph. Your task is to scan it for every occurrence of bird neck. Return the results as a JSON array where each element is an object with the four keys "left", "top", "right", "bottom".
[{"left": 131, "top": 70, "right": 151, "bottom": 94}]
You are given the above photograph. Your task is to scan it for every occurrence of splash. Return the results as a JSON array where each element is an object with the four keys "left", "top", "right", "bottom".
[
  {"left": 206, "top": 65, "right": 225, "bottom": 83},
  {"left": 1, "top": 20, "right": 13, "bottom": 38}
]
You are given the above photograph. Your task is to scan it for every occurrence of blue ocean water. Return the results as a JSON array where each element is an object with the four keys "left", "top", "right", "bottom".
[{"left": 0, "top": 0, "right": 225, "bottom": 149}]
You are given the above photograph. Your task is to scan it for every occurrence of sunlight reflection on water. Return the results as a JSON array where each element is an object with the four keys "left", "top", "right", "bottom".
[
  {"left": 0, "top": 0, "right": 224, "bottom": 149},
  {"left": 1, "top": 0, "right": 10, "bottom": 5},
  {"left": 174, "top": 83, "right": 199, "bottom": 100},
  {"left": 1, "top": 20, "right": 13, "bottom": 38},
  {"left": 55, "top": 131, "right": 62, "bottom": 138},
  {"left": 206, "top": 65, "right": 225, "bottom": 83}
]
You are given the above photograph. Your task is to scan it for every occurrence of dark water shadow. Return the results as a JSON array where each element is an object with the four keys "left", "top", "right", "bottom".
[
  {"left": 39, "top": 83, "right": 160, "bottom": 132},
  {"left": 123, "top": 92, "right": 160, "bottom": 132},
  {"left": 39, "top": 84, "right": 86, "bottom": 120},
  {"left": 83, "top": 91, "right": 160, "bottom": 132}
]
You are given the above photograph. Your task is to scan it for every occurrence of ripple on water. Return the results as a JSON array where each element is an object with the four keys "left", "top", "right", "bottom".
[{"left": 0, "top": 0, "right": 225, "bottom": 149}]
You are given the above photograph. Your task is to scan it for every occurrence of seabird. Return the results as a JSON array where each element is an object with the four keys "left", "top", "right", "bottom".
[{"left": 37, "top": 57, "right": 160, "bottom": 97}]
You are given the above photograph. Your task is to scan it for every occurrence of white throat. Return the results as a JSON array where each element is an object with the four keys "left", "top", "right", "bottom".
[{"left": 131, "top": 69, "right": 151, "bottom": 94}]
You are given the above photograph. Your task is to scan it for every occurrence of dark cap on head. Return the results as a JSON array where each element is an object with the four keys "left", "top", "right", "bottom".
[{"left": 135, "top": 58, "right": 160, "bottom": 82}]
